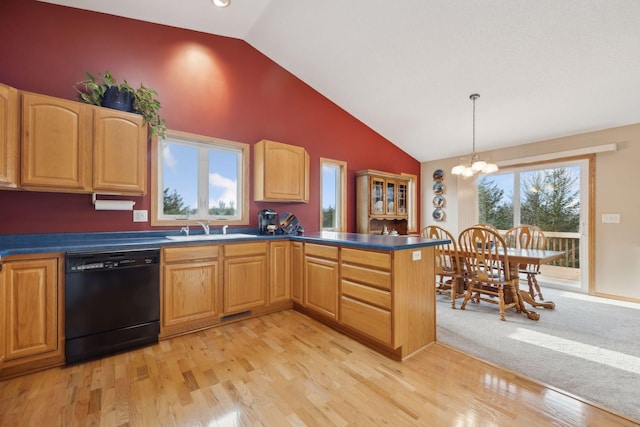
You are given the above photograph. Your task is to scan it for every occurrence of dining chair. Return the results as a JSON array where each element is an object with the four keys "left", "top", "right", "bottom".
[
  {"left": 458, "top": 226, "right": 520, "bottom": 321},
  {"left": 421, "top": 225, "right": 465, "bottom": 309},
  {"left": 475, "top": 223, "right": 501, "bottom": 235},
  {"left": 504, "top": 225, "right": 546, "bottom": 300}
]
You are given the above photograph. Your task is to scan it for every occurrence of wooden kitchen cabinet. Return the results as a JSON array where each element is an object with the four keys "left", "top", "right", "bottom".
[
  {"left": 223, "top": 242, "right": 268, "bottom": 314},
  {"left": 0, "top": 83, "right": 19, "bottom": 188},
  {"left": 290, "top": 241, "right": 304, "bottom": 304},
  {"left": 161, "top": 245, "right": 220, "bottom": 338},
  {"left": 0, "top": 254, "right": 64, "bottom": 379},
  {"left": 19, "top": 90, "right": 147, "bottom": 195},
  {"left": 269, "top": 241, "right": 291, "bottom": 304},
  {"left": 21, "top": 92, "right": 92, "bottom": 192},
  {"left": 356, "top": 170, "right": 410, "bottom": 234},
  {"left": 93, "top": 107, "right": 147, "bottom": 194},
  {"left": 304, "top": 243, "right": 339, "bottom": 320},
  {"left": 340, "top": 248, "right": 393, "bottom": 345},
  {"left": 254, "top": 139, "right": 309, "bottom": 202}
]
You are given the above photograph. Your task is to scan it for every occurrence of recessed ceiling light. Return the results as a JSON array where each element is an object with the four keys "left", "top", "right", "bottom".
[{"left": 212, "top": 0, "right": 230, "bottom": 7}]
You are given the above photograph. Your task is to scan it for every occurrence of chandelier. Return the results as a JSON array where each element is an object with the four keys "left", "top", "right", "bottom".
[{"left": 451, "top": 93, "right": 498, "bottom": 177}]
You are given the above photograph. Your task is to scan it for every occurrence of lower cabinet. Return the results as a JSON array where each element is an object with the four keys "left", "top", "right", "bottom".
[
  {"left": 269, "top": 241, "right": 291, "bottom": 304},
  {"left": 0, "top": 254, "right": 64, "bottom": 379},
  {"left": 290, "top": 241, "right": 304, "bottom": 304},
  {"left": 304, "top": 243, "right": 339, "bottom": 320},
  {"left": 161, "top": 245, "right": 220, "bottom": 338},
  {"left": 340, "top": 248, "right": 393, "bottom": 345},
  {"left": 223, "top": 242, "right": 268, "bottom": 314}
]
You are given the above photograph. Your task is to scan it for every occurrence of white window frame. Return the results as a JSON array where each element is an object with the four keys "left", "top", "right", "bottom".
[
  {"left": 320, "top": 157, "right": 347, "bottom": 232},
  {"left": 151, "top": 129, "right": 249, "bottom": 227}
]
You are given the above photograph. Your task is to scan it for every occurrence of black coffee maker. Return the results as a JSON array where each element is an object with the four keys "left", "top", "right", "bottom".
[{"left": 258, "top": 209, "right": 278, "bottom": 234}]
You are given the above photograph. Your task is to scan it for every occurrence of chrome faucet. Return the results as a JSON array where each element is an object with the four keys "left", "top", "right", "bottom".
[
  {"left": 197, "top": 220, "right": 210, "bottom": 235},
  {"left": 180, "top": 212, "right": 190, "bottom": 236},
  {"left": 222, "top": 225, "right": 228, "bottom": 235}
]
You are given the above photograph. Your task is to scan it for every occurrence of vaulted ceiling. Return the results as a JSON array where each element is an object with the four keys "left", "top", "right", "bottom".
[{"left": 39, "top": 0, "right": 640, "bottom": 162}]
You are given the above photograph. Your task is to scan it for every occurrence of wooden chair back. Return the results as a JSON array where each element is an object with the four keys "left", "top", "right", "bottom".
[
  {"left": 458, "top": 226, "right": 520, "bottom": 320},
  {"left": 421, "top": 225, "right": 464, "bottom": 308}
]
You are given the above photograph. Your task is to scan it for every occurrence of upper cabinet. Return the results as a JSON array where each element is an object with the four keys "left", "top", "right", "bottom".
[
  {"left": 21, "top": 92, "right": 93, "bottom": 192},
  {"left": 356, "top": 170, "right": 410, "bottom": 235},
  {"left": 254, "top": 139, "right": 309, "bottom": 203},
  {"left": 93, "top": 107, "right": 146, "bottom": 194},
  {"left": 0, "top": 86, "right": 148, "bottom": 195},
  {"left": 0, "top": 83, "right": 19, "bottom": 188}
]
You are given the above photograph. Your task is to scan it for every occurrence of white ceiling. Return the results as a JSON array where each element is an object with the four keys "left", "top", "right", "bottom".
[{"left": 40, "top": 0, "right": 640, "bottom": 162}]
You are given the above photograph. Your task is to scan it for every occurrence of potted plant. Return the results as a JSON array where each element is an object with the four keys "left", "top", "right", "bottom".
[{"left": 75, "top": 71, "right": 167, "bottom": 139}]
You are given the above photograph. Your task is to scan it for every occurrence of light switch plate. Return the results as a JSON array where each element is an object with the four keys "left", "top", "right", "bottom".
[
  {"left": 602, "top": 213, "right": 620, "bottom": 223},
  {"left": 133, "top": 210, "right": 148, "bottom": 222}
]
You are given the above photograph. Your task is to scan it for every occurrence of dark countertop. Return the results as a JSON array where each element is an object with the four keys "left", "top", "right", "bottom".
[{"left": 0, "top": 230, "right": 449, "bottom": 259}]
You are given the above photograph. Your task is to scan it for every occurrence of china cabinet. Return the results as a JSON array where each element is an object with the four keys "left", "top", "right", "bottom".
[{"left": 356, "top": 170, "right": 410, "bottom": 234}]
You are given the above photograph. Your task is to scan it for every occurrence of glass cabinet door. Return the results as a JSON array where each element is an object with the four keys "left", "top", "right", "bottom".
[
  {"left": 371, "top": 177, "right": 384, "bottom": 214},
  {"left": 386, "top": 180, "right": 396, "bottom": 215},
  {"left": 397, "top": 181, "right": 407, "bottom": 216}
]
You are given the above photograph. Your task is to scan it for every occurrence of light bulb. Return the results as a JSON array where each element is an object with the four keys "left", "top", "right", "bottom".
[{"left": 212, "top": 0, "right": 230, "bottom": 7}]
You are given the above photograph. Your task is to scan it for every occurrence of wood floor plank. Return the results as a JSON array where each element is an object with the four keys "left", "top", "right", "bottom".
[{"left": 0, "top": 309, "right": 638, "bottom": 426}]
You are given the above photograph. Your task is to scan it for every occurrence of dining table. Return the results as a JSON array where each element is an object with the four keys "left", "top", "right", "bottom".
[
  {"left": 501, "top": 247, "right": 565, "bottom": 320},
  {"left": 456, "top": 246, "right": 565, "bottom": 320}
]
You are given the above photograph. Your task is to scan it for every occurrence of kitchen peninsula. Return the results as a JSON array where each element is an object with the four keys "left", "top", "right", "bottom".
[{"left": 0, "top": 231, "right": 447, "bottom": 378}]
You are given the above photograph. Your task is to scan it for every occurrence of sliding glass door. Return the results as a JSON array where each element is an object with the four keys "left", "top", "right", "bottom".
[{"left": 478, "top": 158, "right": 590, "bottom": 292}]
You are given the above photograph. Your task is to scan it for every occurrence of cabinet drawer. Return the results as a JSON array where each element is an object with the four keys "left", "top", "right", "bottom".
[
  {"left": 341, "top": 248, "right": 391, "bottom": 270},
  {"left": 224, "top": 241, "right": 267, "bottom": 257},
  {"left": 341, "top": 264, "right": 391, "bottom": 290},
  {"left": 342, "top": 280, "right": 391, "bottom": 309},
  {"left": 163, "top": 245, "right": 219, "bottom": 263},
  {"left": 341, "top": 296, "right": 391, "bottom": 345},
  {"left": 305, "top": 243, "right": 338, "bottom": 260}
]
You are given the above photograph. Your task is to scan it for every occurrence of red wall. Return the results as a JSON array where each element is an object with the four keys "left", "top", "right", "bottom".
[{"left": 0, "top": 0, "right": 420, "bottom": 234}]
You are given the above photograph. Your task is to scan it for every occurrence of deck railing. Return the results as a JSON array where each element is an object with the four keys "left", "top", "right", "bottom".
[{"left": 543, "top": 231, "right": 580, "bottom": 268}]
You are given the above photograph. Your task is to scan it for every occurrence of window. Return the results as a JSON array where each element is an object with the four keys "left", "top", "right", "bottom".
[
  {"left": 320, "top": 158, "right": 347, "bottom": 231},
  {"left": 151, "top": 130, "right": 249, "bottom": 226}
]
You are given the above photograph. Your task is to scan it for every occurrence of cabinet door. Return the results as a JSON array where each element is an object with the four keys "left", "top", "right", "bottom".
[
  {"left": 370, "top": 176, "right": 384, "bottom": 214},
  {"left": 4, "top": 258, "right": 59, "bottom": 361},
  {"left": 385, "top": 180, "right": 396, "bottom": 215},
  {"left": 223, "top": 254, "right": 268, "bottom": 313},
  {"left": 21, "top": 92, "right": 92, "bottom": 192},
  {"left": 269, "top": 241, "right": 290, "bottom": 304},
  {"left": 93, "top": 107, "right": 147, "bottom": 194},
  {"left": 163, "top": 260, "right": 219, "bottom": 327},
  {"left": 254, "top": 140, "right": 309, "bottom": 202},
  {"left": 0, "top": 83, "right": 19, "bottom": 188},
  {"left": 304, "top": 255, "right": 339, "bottom": 320},
  {"left": 291, "top": 242, "right": 304, "bottom": 304},
  {"left": 397, "top": 180, "right": 408, "bottom": 216},
  {"left": 0, "top": 265, "right": 5, "bottom": 370}
]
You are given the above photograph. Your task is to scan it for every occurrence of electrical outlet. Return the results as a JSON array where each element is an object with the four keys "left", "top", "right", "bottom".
[
  {"left": 133, "top": 210, "right": 148, "bottom": 222},
  {"left": 412, "top": 250, "right": 422, "bottom": 261},
  {"left": 602, "top": 213, "right": 620, "bottom": 223}
]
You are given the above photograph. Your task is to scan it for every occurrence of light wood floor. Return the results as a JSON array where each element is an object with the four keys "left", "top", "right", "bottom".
[{"left": 0, "top": 310, "right": 637, "bottom": 426}]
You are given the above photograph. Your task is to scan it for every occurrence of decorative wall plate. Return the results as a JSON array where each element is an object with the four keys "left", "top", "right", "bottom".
[
  {"left": 432, "top": 195, "right": 444, "bottom": 208},
  {"left": 433, "top": 182, "right": 444, "bottom": 194},
  {"left": 432, "top": 208, "right": 444, "bottom": 221},
  {"left": 433, "top": 169, "right": 444, "bottom": 181}
]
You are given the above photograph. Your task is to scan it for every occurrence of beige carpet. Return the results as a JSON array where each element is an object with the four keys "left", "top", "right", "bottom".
[{"left": 435, "top": 286, "right": 640, "bottom": 422}]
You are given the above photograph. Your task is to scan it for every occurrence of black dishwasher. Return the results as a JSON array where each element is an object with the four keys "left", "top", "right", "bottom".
[{"left": 65, "top": 248, "right": 160, "bottom": 364}]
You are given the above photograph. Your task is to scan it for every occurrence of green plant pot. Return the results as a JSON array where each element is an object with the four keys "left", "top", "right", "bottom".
[{"left": 101, "top": 85, "right": 134, "bottom": 112}]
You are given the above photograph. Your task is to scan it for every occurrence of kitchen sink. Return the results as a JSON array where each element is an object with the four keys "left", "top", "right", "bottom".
[{"left": 165, "top": 233, "right": 257, "bottom": 241}]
